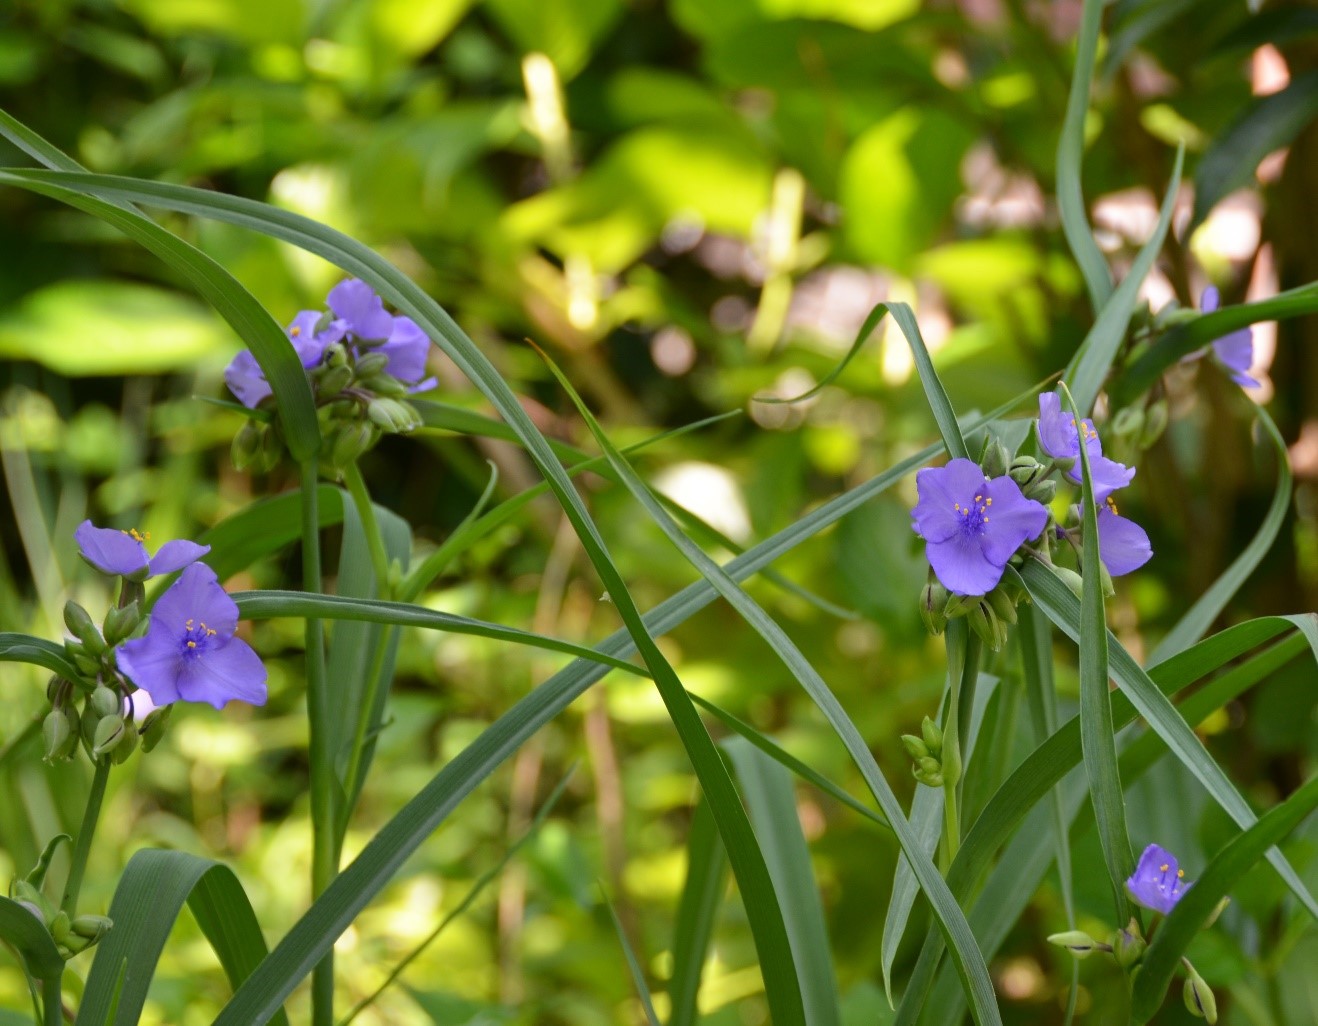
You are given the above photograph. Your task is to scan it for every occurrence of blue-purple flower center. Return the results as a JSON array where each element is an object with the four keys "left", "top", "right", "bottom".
[
  {"left": 1154, "top": 860, "right": 1185, "bottom": 901},
  {"left": 953, "top": 493, "right": 992, "bottom": 538},
  {"left": 1067, "top": 417, "right": 1096, "bottom": 451},
  {"left": 181, "top": 618, "right": 218, "bottom": 660}
]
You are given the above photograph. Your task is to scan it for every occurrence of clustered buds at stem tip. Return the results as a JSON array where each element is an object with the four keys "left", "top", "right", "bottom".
[{"left": 1046, "top": 930, "right": 1105, "bottom": 959}]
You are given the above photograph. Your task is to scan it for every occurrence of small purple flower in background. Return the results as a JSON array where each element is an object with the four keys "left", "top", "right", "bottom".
[
  {"left": 1200, "top": 287, "right": 1259, "bottom": 388},
  {"left": 75, "top": 520, "right": 209, "bottom": 581},
  {"left": 116, "top": 563, "right": 267, "bottom": 709},
  {"left": 911, "top": 457, "right": 1049, "bottom": 596},
  {"left": 1095, "top": 497, "right": 1153, "bottom": 576},
  {"left": 327, "top": 278, "right": 395, "bottom": 341},
  {"left": 378, "top": 315, "right": 437, "bottom": 391},
  {"left": 1036, "top": 391, "right": 1135, "bottom": 501},
  {"left": 1127, "top": 843, "right": 1192, "bottom": 915}
]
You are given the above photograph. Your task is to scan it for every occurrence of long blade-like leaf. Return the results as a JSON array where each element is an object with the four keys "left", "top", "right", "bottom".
[
  {"left": 0, "top": 633, "right": 80, "bottom": 680},
  {"left": 0, "top": 896, "right": 63, "bottom": 981},
  {"left": 668, "top": 798, "right": 726, "bottom": 1026}
]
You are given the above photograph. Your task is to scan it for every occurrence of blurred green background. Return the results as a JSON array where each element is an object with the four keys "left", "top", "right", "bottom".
[{"left": 1, "top": 0, "right": 1316, "bottom": 1023}]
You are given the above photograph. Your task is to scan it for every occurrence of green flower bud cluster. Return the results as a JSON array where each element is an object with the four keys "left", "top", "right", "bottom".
[
  {"left": 1109, "top": 400, "right": 1169, "bottom": 452},
  {"left": 61, "top": 599, "right": 144, "bottom": 685},
  {"left": 1048, "top": 919, "right": 1219, "bottom": 1023},
  {"left": 919, "top": 577, "right": 1026, "bottom": 652},
  {"left": 901, "top": 716, "right": 946, "bottom": 788},
  {"left": 10, "top": 860, "right": 113, "bottom": 961},
  {"left": 1008, "top": 455, "right": 1058, "bottom": 504}
]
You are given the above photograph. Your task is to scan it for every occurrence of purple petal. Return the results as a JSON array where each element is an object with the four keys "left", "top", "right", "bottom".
[
  {"left": 1096, "top": 506, "right": 1152, "bottom": 576},
  {"left": 75, "top": 520, "right": 150, "bottom": 577},
  {"left": 408, "top": 376, "right": 439, "bottom": 394},
  {"left": 177, "top": 636, "right": 268, "bottom": 709},
  {"left": 1036, "top": 392, "right": 1073, "bottom": 461},
  {"left": 377, "top": 316, "right": 431, "bottom": 383},
  {"left": 1085, "top": 455, "right": 1136, "bottom": 503},
  {"left": 224, "top": 350, "right": 272, "bottom": 409},
  {"left": 977, "top": 476, "right": 1048, "bottom": 565},
  {"left": 1126, "top": 843, "right": 1190, "bottom": 915},
  {"left": 927, "top": 531, "right": 1008, "bottom": 596},
  {"left": 148, "top": 540, "right": 211, "bottom": 576},
  {"left": 153, "top": 563, "right": 239, "bottom": 637},
  {"left": 1200, "top": 286, "right": 1220, "bottom": 314},
  {"left": 116, "top": 622, "right": 184, "bottom": 706},
  {"left": 327, "top": 279, "right": 394, "bottom": 341},
  {"left": 912, "top": 459, "right": 987, "bottom": 543}
]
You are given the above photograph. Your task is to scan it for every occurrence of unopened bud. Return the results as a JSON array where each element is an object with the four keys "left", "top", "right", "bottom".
[
  {"left": 1139, "top": 399, "right": 1169, "bottom": 449},
  {"left": 901, "top": 735, "right": 930, "bottom": 761},
  {"left": 986, "top": 587, "right": 1018, "bottom": 626},
  {"left": 102, "top": 602, "right": 142, "bottom": 645},
  {"left": 367, "top": 397, "right": 422, "bottom": 434},
  {"left": 90, "top": 685, "right": 121, "bottom": 719},
  {"left": 968, "top": 599, "right": 1006, "bottom": 651},
  {"left": 70, "top": 914, "right": 113, "bottom": 943},
  {"left": 1009, "top": 455, "right": 1044, "bottom": 488},
  {"left": 231, "top": 419, "right": 263, "bottom": 471},
  {"left": 360, "top": 372, "right": 409, "bottom": 397},
  {"left": 1049, "top": 455, "right": 1076, "bottom": 474},
  {"left": 330, "top": 422, "right": 379, "bottom": 469},
  {"left": 912, "top": 763, "right": 943, "bottom": 788},
  {"left": 1047, "top": 930, "right": 1101, "bottom": 959},
  {"left": 943, "top": 593, "right": 977, "bottom": 617},
  {"left": 1183, "top": 970, "right": 1218, "bottom": 1023},
  {"left": 1110, "top": 405, "right": 1144, "bottom": 439},
  {"left": 49, "top": 910, "right": 70, "bottom": 944},
  {"left": 981, "top": 440, "right": 1010, "bottom": 479},
  {"left": 13, "top": 881, "right": 51, "bottom": 922},
  {"left": 111, "top": 720, "right": 139, "bottom": 765},
  {"left": 353, "top": 351, "right": 389, "bottom": 377},
  {"left": 254, "top": 423, "right": 284, "bottom": 473},
  {"left": 42, "top": 710, "right": 75, "bottom": 763},
  {"left": 63, "top": 602, "right": 104, "bottom": 653},
  {"left": 919, "top": 581, "right": 949, "bottom": 635},
  {"left": 323, "top": 341, "right": 349, "bottom": 369},
  {"left": 316, "top": 362, "right": 353, "bottom": 399},
  {"left": 140, "top": 705, "right": 172, "bottom": 754},
  {"left": 1053, "top": 566, "right": 1085, "bottom": 599},
  {"left": 91, "top": 715, "right": 125, "bottom": 760},
  {"left": 47, "top": 675, "right": 70, "bottom": 704},
  {"left": 1024, "top": 478, "right": 1057, "bottom": 503},
  {"left": 1111, "top": 919, "right": 1146, "bottom": 969},
  {"left": 920, "top": 717, "right": 943, "bottom": 758}
]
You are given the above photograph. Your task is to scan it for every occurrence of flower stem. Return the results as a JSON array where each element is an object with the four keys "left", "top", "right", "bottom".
[
  {"left": 341, "top": 462, "right": 392, "bottom": 598},
  {"left": 938, "top": 623, "right": 982, "bottom": 869},
  {"left": 336, "top": 626, "right": 395, "bottom": 851},
  {"left": 300, "top": 462, "right": 337, "bottom": 1026},
  {"left": 42, "top": 974, "right": 62, "bottom": 1026},
  {"left": 60, "top": 756, "right": 110, "bottom": 915}
]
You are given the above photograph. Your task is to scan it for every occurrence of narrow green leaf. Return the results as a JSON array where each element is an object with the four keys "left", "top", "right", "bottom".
[
  {"left": 1130, "top": 772, "right": 1318, "bottom": 1022},
  {"left": 1022, "top": 563, "right": 1318, "bottom": 919},
  {"left": 1148, "top": 405, "right": 1291, "bottom": 663},
  {"left": 1191, "top": 71, "right": 1318, "bottom": 230},
  {"left": 603, "top": 888, "right": 662, "bottom": 1026},
  {"left": 197, "top": 486, "right": 345, "bottom": 584},
  {"left": 536, "top": 349, "right": 1000, "bottom": 1024},
  {"left": 753, "top": 302, "right": 888, "bottom": 404},
  {"left": 881, "top": 302, "right": 968, "bottom": 459},
  {"left": 1114, "top": 280, "right": 1318, "bottom": 405},
  {"left": 76, "top": 850, "right": 287, "bottom": 1026},
  {"left": 1063, "top": 383, "right": 1133, "bottom": 922},
  {"left": 0, "top": 897, "right": 63, "bottom": 980},
  {"left": 1057, "top": 0, "right": 1114, "bottom": 313},
  {"left": 668, "top": 798, "right": 726, "bottom": 1026},
  {"left": 233, "top": 591, "right": 651, "bottom": 679},
  {"left": 1063, "top": 145, "right": 1184, "bottom": 414},
  {"left": 727, "top": 738, "right": 842, "bottom": 1026},
  {"left": 0, "top": 633, "right": 80, "bottom": 680}
]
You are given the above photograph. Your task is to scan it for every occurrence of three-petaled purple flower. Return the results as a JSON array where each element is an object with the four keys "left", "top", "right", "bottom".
[
  {"left": 1126, "top": 843, "right": 1192, "bottom": 915},
  {"left": 327, "top": 278, "right": 395, "bottom": 341},
  {"left": 911, "top": 458, "right": 1049, "bottom": 595},
  {"left": 1037, "top": 392, "right": 1135, "bottom": 502},
  {"left": 225, "top": 311, "right": 345, "bottom": 409},
  {"left": 76, "top": 520, "right": 209, "bottom": 582},
  {"left": 116, "top": 563, "right": 267, "bottom": 709},
  {"left": 1096, "top": 497, "right": 1153, "bottom": 576},
  {"left": 1201, "top": 287, "right": 1258, "bottom": 389}
]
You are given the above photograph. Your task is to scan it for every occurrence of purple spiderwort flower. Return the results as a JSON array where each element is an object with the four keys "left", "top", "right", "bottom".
[
  {"left": 1036, "top": 392, "right": 1135, "bottom": 501},
  {"left": 1096, "top": 497, "right": 1153, "bottom": 576},
  {"left": 75, "top": 520, "right": 209, "bottom": 582},
  {"left": 1126, "top": 843, "right": 1192, "bottom": 915},
  {"left": 116, "top": 563, "right": 267, "bottom": 709},
  {"left": 224, "top": 311, "right": 345, "bottom": 409},
  {"left": 911, "top": 458, "right": 1049, "bottom": 595},
  {"left": 1201, "top": 287, "right": 1259, "bottom": 388},
  {"left": 377, "top": 315, "right": 437, "bottom": 391},
  {"left": 327, "top": 278, "right": 394, "bottom": 341}
]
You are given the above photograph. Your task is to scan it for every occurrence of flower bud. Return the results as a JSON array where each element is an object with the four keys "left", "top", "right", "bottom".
[
  {"left": 1139, "top": 399, "right": 1169, "bottom": 449},
  {"left": 912, "top": 762, "right": 943, "bottom": 788},
  {"left": 1100, "top": 562, "right": 1115, "bottom": 598},
  {"left": 353, "top": 351, "right": 389, "bottom": 377},
  {"left": 986, "top": 587, "right": 1018, "bottom": 626},
  {"left": 1111, "top": 919, "right": 1146, "bottom": 969},
  {"left": 13, "top": 881, "right": 52, "bottom": 923},
  {"left": 1054, "top": 566, "right": 1085, "bottom": 599},
  {"left": 1009, "top": 455, "right": 1043, "bottom": 488},
  {"left": 968, "top": 599, "right": 1007, "bottom": 651},
  {"left": 1110, "top": 405, "right": 1144, "bottom": 440},
  {"left": 316, "top": 362, "right": 353, "bottom": 399},
  {"left": 1047, "top": 930, "right": 1101, "bottom": 959},
  {"left": 111, "top": 719, "right": 139, "bottom": 765},
  {"left": 980, "top": 440, "right": 1010, "bottom": 479},
  {"left": 901, "top": 734, "right": 930, "bottom": 761},
  {"left": 231, "top": 419, "right": 263, "bottom": 471},
  {"left": 42, "top": 709, "right": 75, "bottom": 763},
  {"left": 1183, "top": 970, "right": 1218, "bottom": 1023},
  {"left": 943, "top": 593, "right": 977, "bottom": 617},
  {"left": 1024, "top": 478, "right": 1057, "bottom": 503},
  {"left": 70, "top": 914, "right": 113, "bottom": 943},
  {"left": 47, "top": 675, "right": 71, "bottom": 704},
  {"left": 140, "top": 705, "right": 172, "bottom": 754},
  {"left": 367, "top": 397, "right": 422, "bottom": 434},
  {"left": 254, "top": 423, "right": 284, "bottom": 473},
  {"left": 90, "top": 685, "right": 121, "bottom": 719},
  {"left": 323, "top": 341, "right": 349, "bottom": 369},
  {"left": 361, "top": 372, "right": 410, "bottom": 397},
  {"left": 919, "top": 581, "right": 949, "bottom": 636},
  {"left": 330, "top": 422, "right": 379, "bottom": 469},
  {"left": 91, "top": 715, "right": 125, "bottom": 760},
  {"left": 1048, "top": 455, "right": 1076, "bottom": 474},
  {"left": 49, "top": 910, "right": 70, "bottom": 944},
  {"left": 63, "top": 601, "right": 104, "bottom": 653},
  {"left": 102, "top": 601, "right": 142, "bottom": 645},
  {"left": 920, "top": 716, "right": 943, "bottom": 758},
  {"left": 1202, "top": 895, "right": 1230, "bottom": 929}
]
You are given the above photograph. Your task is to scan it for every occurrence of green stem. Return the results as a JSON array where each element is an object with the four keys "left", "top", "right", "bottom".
[
  {"left": 336, "top": 627, "right": 395, "bottom": 850},
  {"left": 301, "top": 462, "right": 336, "bottom": 1026},
  {"left": 60, "top": 757, "right": 110, "bottom": 915},
  {"left": 940, "top": 782, "right": 960, "bottom": 872},
  {"left": 42, "top": 973, "right": 61, "bottom": 1026},
  {"left": 341, "top": 463, "right": 392, "bottom": 598}
]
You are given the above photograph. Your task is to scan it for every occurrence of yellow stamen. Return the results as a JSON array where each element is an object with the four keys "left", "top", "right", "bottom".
[
  {"left": 291, "top": 326, "right": 302, "bottom": 337},
  {"left": 985, "top": 497, "right": 992, "bottom": 506},
  {"left": 1160, "top": 864, "right": 1169, "bottom": 872},
  {"left": 186, "top": 640, "right": 197, "bottom": 649},
  {"left": 185, "top": 619, "right": 194, "bottom": 628},
  {"left": 1106, "top": 496, "right": 1120, "bottom": 516},
  {"left": 1177, "top": 869, "right": 1184, "bottom": 878}
]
